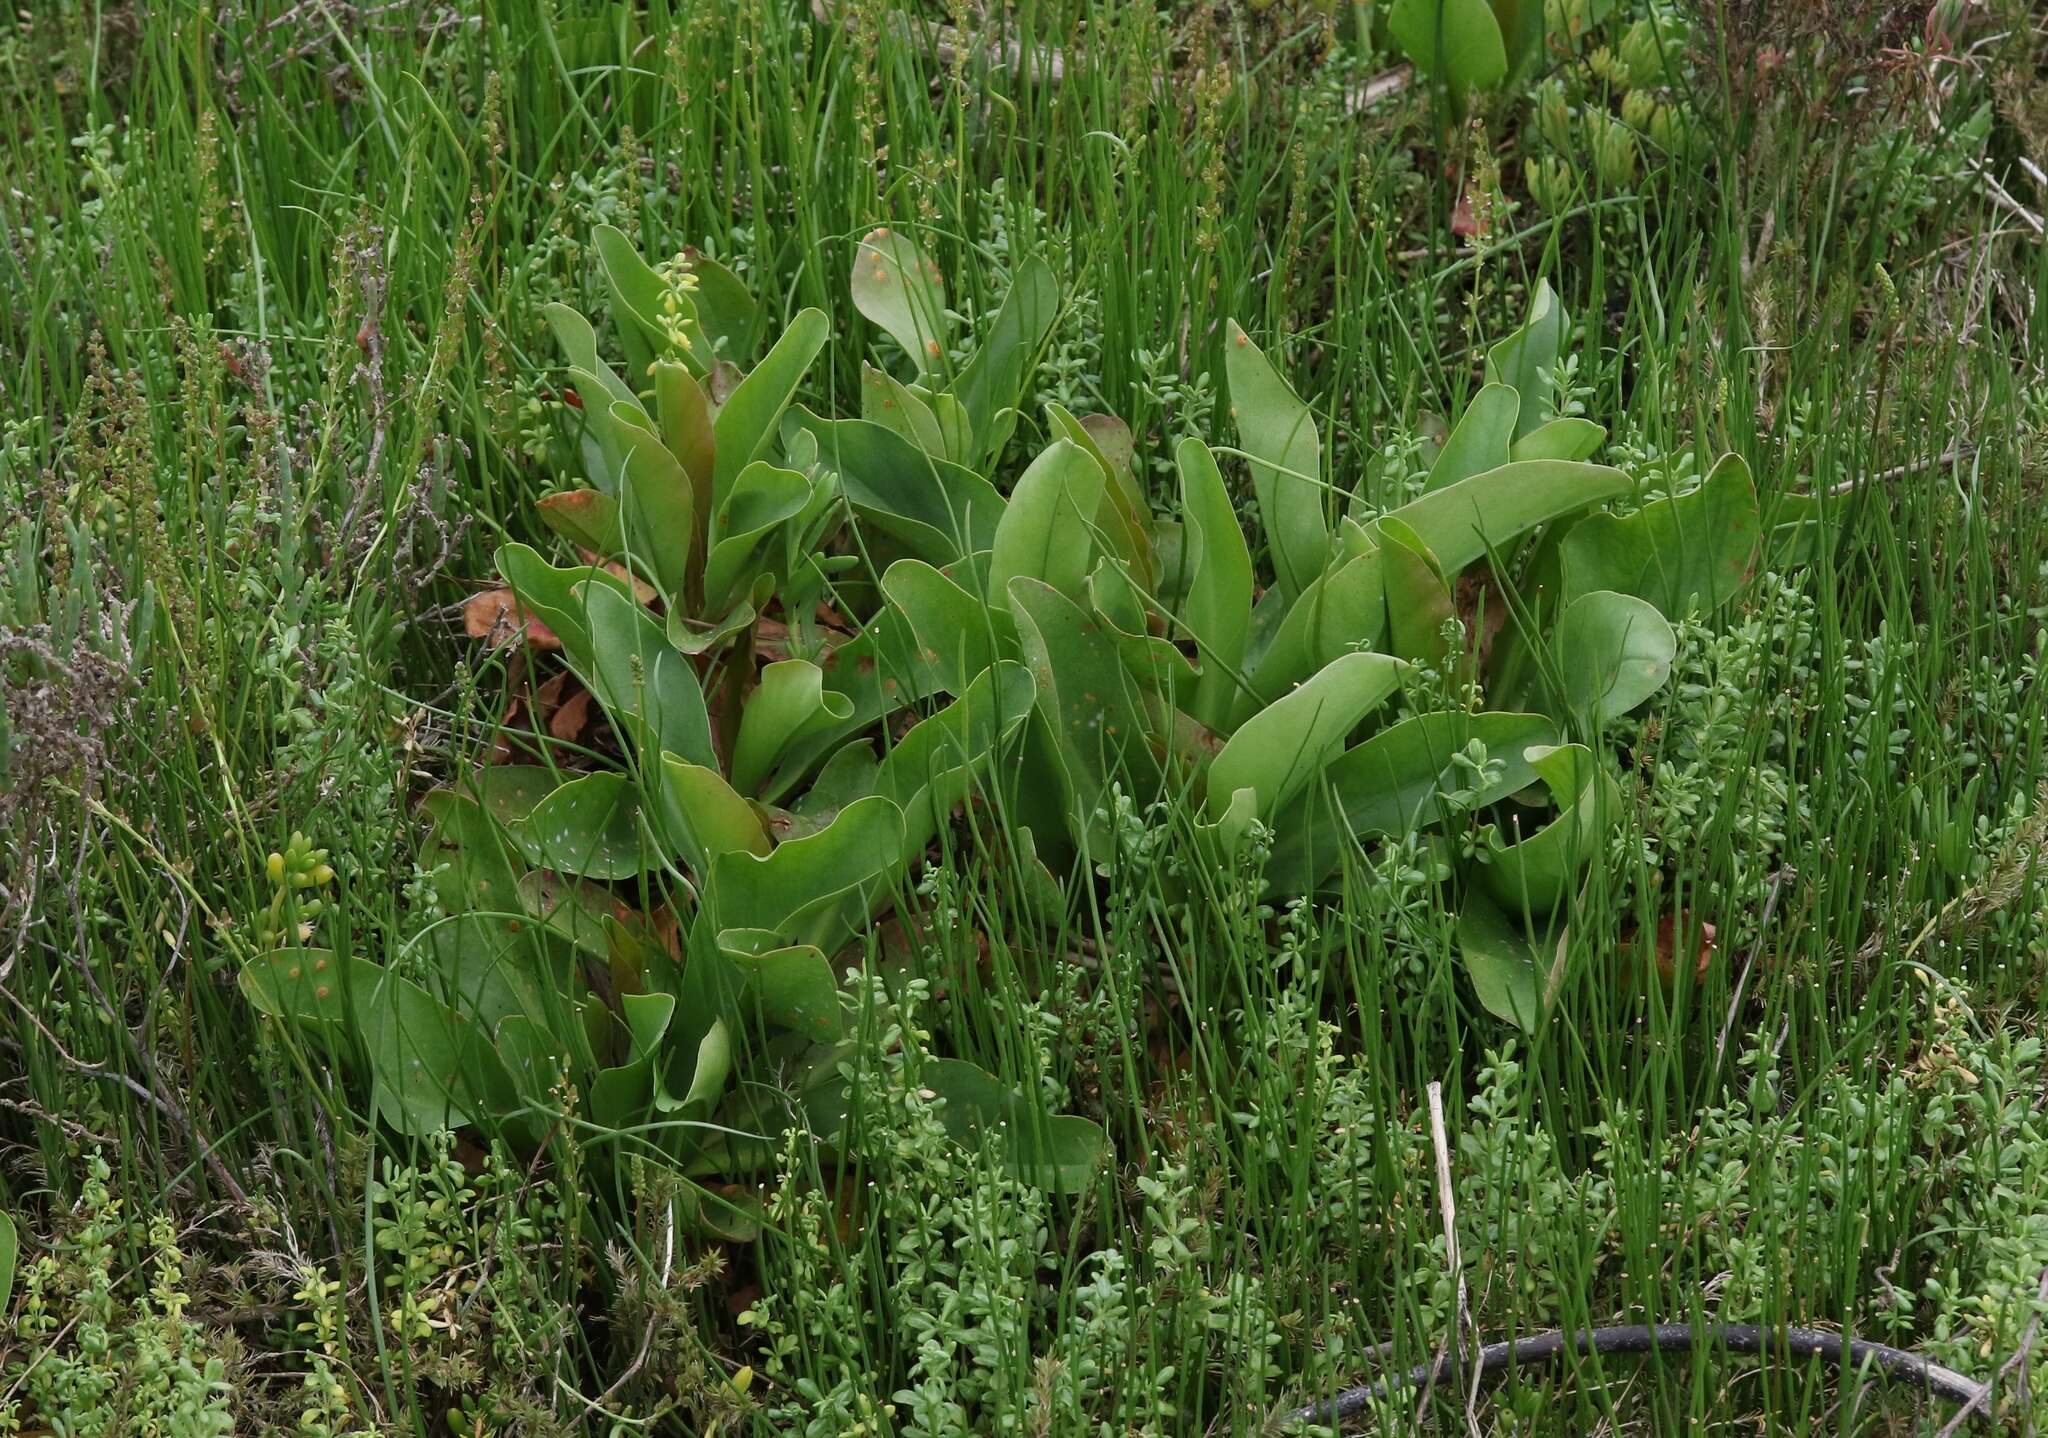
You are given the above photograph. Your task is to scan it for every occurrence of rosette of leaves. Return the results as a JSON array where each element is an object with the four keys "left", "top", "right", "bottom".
[
  {"left": 242, "top": 229, "right": 1102, "bottom": 1234},
  {"left": 872, "top": 282, "right": 1768, "bottom": 1033}
]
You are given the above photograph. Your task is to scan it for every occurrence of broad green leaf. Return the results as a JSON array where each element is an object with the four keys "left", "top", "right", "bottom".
[
  {"left": 1225, "top": 321, "right": 1329, "bottom": 600},
  {"left": 1555, "top": 590, "right": 1676, "bottom": 730},
  {"left": 923, "top": 1058, "right": 1108, "bottom": 1194},
  {"left": 360, "top": 968, "right": 523, "bottom": 1137},
  {"left": 731, "top": 660, "right": 855, "bottom": 796},
  {"left": 682, "top": 251, "right": 762, "bottom": 364},
  {"left": 1207, "top": 651, "right": 1405, "bottom": 829},
  {"left": 1510, "top": 417, "right": 1605, "bottom": 463},
  {"left": 793, "top": 411, "right": 1007, "bottom": 566},
  {"left": 657, "top": 756, "right": 771, "bottom": 874},
  {"left": 1485, "top": 279, "right": 1564, "bottom": 440},
  {"left": 862, "top": 363, "right": 958, "bottom": 459},
  {"left": 610, "top": 401, "right": 695, "bottom": 600},
  {"left": 653, "top": 360, "right": 716, "bottom": 522},
  {"left": 1493, "top": 0, "right": 1548, "bottom": 75},
  {"left": 543, "top": 303, "right": 638, "bottom": 414},
  {"left": 537, "top": 489, "right": 626, "bottom": 559},
  {"left": 0, "top": 1209, "right": 15, "bottom": 1316},
  {"left": 580, "top": 581, "right": 716, "bottom": 770},
  {"left": 239, "top": 947, "right": 355, "bottom": 1030},
  {"left": 881, "top": 559, "right": 1012, "bottom": 696},
  {"left": 1088, "top": 560, "right": 1199, "bottom": 704},
  {"left": 1177, "top": 436, "right": 1255, "bottom": 731},
  {"left": 1382, "top": 459, "right": 1631, "bottom": 576},
  {"left": 594, "top": 223, "right": 684, "bottom": 379},
  {"left": 712, "top": 308, "right": 828, "bottom": 495},
  {"left": 1047, "top": 404, "right": 1153, "bottom": 589},
  {"left": 987, "top": 439, "right": 1106, "bottom": 613},
  {"left": 249, "top": 950, "right": 521, "bottom": 1137},
  {"left": 851, "top": 227, "right": 952, "bottom": 375},
  {"left": 1390, "top": 0, "right": 1509, "bottom": 99},
  {"left": 1424, "top": 383, "right": 1518, "bottom": 493},
  {"left": 951, "top": 255, "right": 1059, "bottom": 463},
  {"left": 716, "top": 930, "right": 844, "bottom": 1040},
  {"left": 667, "top": 595, "right": 757, "bottom": 658},
  {"left": 1008, "top": 577, "right": 1162, "bottom": 851},
  {"left": 703, "top": 461, "right": 813, "bottom": 613},
  {"left": 711, "top": 794, "right": 907, "bottom": 951},
  {"left": 874, "top": 660, "right": 1037, "bottom": 852},
  {"left": 1477, "top": 742, "right": 1621, "bottom": 914},
  {"left": 421, "top": 787, "right": 527, "bottom": 920},
  {"left": 1231, "top": 549, "right": 1390, "bottom": 729},
  {"left": 515, "top": 771, "right": 656, "bottom": 881},
  {"left": 587, "top": 990, "right": 678, "bottom": 1128},
  {"left": 1263, "top": 709, "right": 1562, "bottom": 893},
  {"left": 1459, "top": 889, "right": 1560, "bottom": 1032},
  {"left": 496, "top": 542, "right": 639, "bottom": 671},
  {"left": 1559, "top": 453, "right": 1761, "bottom": 620},
  {"left": 1375, "top": 516, "right": 1457, "bottom": 664}
]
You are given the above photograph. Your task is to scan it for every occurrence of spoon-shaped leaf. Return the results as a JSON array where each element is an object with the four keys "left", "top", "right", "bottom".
[
  {"left": 1225, "top": 321, "right": 1329, "bottom": 600},
  {"left": 851, "top": 226, "right": 952, "bottom": 375}
]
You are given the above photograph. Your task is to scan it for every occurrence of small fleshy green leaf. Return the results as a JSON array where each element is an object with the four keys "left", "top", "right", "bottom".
[
  {"left": 1225, "top": 320, "right": 1329, "bottom": 600},
  {"left": 1555, "top": 590, "right": 1676, "bottom": 730},
  {"left": 987, "top": 439, "right": 1106, "bottom": 613},
  {"left": 712, "top": 308, "right": 828, "bottom": 495},
  {"left": 1207, "top": 651, "right": 1405, "bottom": 825},
  {"left": 851, "top": 226, "right": 952, "bottom": 375},
  {"left": 1559, "top": 453, "right": 1761, "bottom": 620}
]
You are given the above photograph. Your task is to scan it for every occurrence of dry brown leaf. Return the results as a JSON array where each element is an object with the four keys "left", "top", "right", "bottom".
[{"left": 464, "top": 588, "right": 561, "bottom": 650}]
